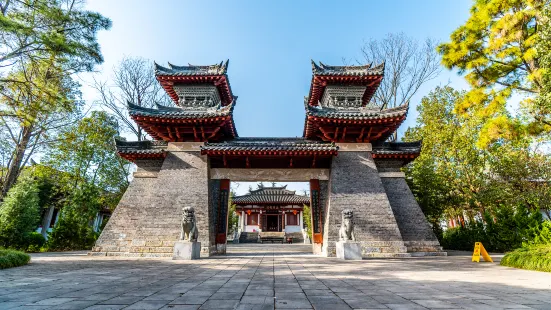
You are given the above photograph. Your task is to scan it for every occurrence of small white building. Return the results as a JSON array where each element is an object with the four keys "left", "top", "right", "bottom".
[{"left": 234, "top": 186, "right": 308, "bottom": 234}]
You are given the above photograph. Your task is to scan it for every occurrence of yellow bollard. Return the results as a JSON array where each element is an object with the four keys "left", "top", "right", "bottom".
[{"left": 472, "top": 242, "right": 493, "bottom": 262}]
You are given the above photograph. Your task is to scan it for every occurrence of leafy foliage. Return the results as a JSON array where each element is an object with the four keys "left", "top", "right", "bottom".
[
  {"left": 0, "top": 248, "right": 30, "bottom": 269},
  {"left": 42, "top": 112, "right": 129, "bottom": 250},
  {"left": 501, "top": 246, "right": 551, "bottom": 272},
  {"left": 500, "top": 220, "right": 551, "bottom": 272},
  {"left": 0, "top": 0, "right": 111, "bottom": 198},
  {"left": 46, "top": 185, "right": 101, "bottom": 251},
  {"left": 302, "top": 205, "right": 312, "bottom": 240},
  {"left": 24, "top": 232, "right": 46, "bottom": 253},
  {"left": 42, "top": 111, "right": 130, "bottom": 199},
  {"left": 404, "top": 86, "right": 551, "bottom": 228},
  {"left": 0, "top": 175, "right": 40, "bottom": 249},
  {"left": 228, "top": 191, "right": 239, "bottom": 236},
  {"left": 440, "top": 205, "right": 543, "bottom": 252},
  {"left": 438, "top": 0, "right": 549, "bottom": 143},
  {"left": 532, "top": 5, "right": 551, "bottom": 134}
]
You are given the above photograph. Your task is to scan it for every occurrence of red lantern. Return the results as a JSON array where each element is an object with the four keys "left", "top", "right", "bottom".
[
  {"left": 246, "top": 210, "right": 251, "bottom": 215},
  {"left": 292, "top": 210, "right": 297, "bottom": 215}
]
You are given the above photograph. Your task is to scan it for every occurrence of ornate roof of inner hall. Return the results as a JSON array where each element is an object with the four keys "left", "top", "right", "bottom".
[{"left": 233, "top": 185, "right": 310, "bottom": 205}]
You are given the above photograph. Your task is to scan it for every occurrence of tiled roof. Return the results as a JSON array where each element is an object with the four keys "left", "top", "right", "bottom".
[
  {"left": 305, "top": 102, "right": 409, "bottom": 120},
  {"left": 202, "top": 138, "right": 338, "bottom": 153},
  {"left": 311, "top": 60, "right": 385, "bottom": 76},
  {"left": 127, "top": 101, "right": 235, "bottom": 119},
  {"left": 115, "top": 140, "right": 167, "bottom": 155},
  {"left": 372, "top": 141, "right": 422, "bottom": 155},
  {"left": 154, "top": 60, "right": 229, "bottom": 76},
  {"left": 233, "top": 186, "right": 310, "bottom": 205}
]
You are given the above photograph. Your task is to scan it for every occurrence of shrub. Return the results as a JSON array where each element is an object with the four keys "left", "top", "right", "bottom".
[
  {"left": 46, "top": 185, "right": 101, "bottom": 251},
  {"left": 0, "top": 248, "right": 31, "bottom": 269},
  {"left": 500, "top": 222, "right": 551, "bottom": 272},
  {"left": 525, "top": 221, "right": 551, "bottom": 247},
  {"left": 441, "top": 205, "right": 543, "bottom": 252},
  {"left": 24, "top": 232, "right": 46, "bottom": 252},
  {"left": 46, "top": 212, "right": 98, "bottom": 251},
  {"left": 0, "top": 176, "right": 41, "bottom": 249},
  {"left": 500, "top": 245, "right": 551, "bottom": 272}
]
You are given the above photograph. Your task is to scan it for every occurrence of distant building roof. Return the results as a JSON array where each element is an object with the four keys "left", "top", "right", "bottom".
[{"left": 233, "top": 185, "right": 310, "bottom": 205}]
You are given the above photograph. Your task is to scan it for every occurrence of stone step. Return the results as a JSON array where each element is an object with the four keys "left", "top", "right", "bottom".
[
  {"left": 363, "top": 253, "right": 412, "bottom": 258},
  {"left": 409, "top": 251, "right": 448, "bottom": 257},
  {"left": 239, "top": 232, "right": 259, "bottom": 243}
]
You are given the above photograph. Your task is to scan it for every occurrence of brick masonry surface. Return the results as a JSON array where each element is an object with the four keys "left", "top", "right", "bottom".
[
  {"left": 323, "top": 151, "right": 408, "bottom": 257},
  {"left": 92, "top": 151, "right": 214, "bottom": 257},
  {"left": 382, "top": 177, "right": 444, "bottom": 253}
]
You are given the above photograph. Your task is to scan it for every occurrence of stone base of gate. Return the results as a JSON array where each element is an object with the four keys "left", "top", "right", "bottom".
[
  {"left": 90, "top": 149, "right": 216, "bottom": 258},
  {"left": 325, "top": 241, "right": 410, "bottom": 258},
  {"left": 216, "top": 243, "right": 227, "bottom": 255},
  {"left": 405, "top": 241, "right": 447, "bottom": 256},
  {"left": 173, "top": 241, "right": 201, "bottom": 260},
  {"left": 336, "top": 241, "right": 362, "bottom": 260}
]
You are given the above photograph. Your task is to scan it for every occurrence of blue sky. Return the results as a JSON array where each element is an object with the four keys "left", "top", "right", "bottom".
[{"left": 81, "top": 0, "right": 473, "bottom": 195}]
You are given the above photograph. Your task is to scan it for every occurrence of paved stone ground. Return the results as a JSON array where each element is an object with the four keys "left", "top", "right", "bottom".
[{"left": 1, "top": 245, "right": 551, "bottom": 310}]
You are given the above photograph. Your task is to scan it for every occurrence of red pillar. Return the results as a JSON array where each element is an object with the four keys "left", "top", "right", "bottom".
[{"left": 309, "top": 179, "right": 323, "bottom": 246}]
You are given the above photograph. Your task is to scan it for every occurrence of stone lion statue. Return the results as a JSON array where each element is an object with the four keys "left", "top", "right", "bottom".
[
  {"left": 339, "top": 209, "right": 355, "bottom": 241},
  {"left": 180, "top": 206, "right": 198, "bottom": 242}
]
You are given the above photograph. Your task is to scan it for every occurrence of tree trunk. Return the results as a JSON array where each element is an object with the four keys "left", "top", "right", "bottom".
[{"left": 1, "top": 126, "right": 33, "bottom": 198}]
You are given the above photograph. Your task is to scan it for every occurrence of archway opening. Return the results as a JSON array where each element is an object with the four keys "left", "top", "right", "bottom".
[{"left": 225, "top": 181, "right": 313, "bottom": 256}]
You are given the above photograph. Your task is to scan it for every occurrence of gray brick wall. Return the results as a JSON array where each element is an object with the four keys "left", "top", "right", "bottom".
[
  {"left": 381, "top": 177, "right": 443, "bottom": 252},
  {"left": 92, "top": 151, "right": 214, "bottom": 257},
  {"left": 323, "top": 152, "right": 407, "bottom": 257}
]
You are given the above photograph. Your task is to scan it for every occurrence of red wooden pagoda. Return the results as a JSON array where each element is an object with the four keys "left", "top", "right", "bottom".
[{"left": 304, "top": 61, "right": 408, "bottom": 143}]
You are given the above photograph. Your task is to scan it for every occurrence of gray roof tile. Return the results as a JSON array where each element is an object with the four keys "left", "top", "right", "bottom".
[
  {"left": 311, "top": 60, "right": 385, "bottom": 76},
  {"left": 305, "top": 102, "right": 409, "bottom": 120},
  {"left": 202, "top": 138, "right": 338, "bottom": 153},
  {"left": 155, "top": 60, "right": 229, "bottom": 76},
  {"left": 127, "top": 101, "right": 235, "bottom": 119}
]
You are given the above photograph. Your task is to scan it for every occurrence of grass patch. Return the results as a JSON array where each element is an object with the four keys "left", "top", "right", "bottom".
[
  {"left": 0, "top": 248, "right": 31, "bottom": 269},
  {"left": 500, "top": 245, "right": 551, "bottom": 272}
]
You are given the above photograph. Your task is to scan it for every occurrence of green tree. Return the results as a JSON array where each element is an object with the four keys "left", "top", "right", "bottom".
[
  {"left": 0, "top": 0, "right": 111, "bottom": 198},
  {"left": 227, "top": 191, "right": 239, "bottom": 235},
  {"left": 42, "top": 111, "right": 130, "bottom": 205},
  {"left": 42, "top": 111, "right": 130, "bottom": 250},
  {"left": 302, "top": 204, "right": 312, "bottom": 240},
  {"left": 438, "top": 0, "right": 548, "bottom": 143},
  {"left": 534, "top": 4, "right": 551, "bottom": 134},
  {"left": 404, "top": 86, "right": 551, "bottom": 226},
  {"left": 0, "top": 175, "right": 40, "bottom": 249}
]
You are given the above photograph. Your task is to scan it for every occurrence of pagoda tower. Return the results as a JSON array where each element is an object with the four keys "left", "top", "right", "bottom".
[{"left": 91, "top": 59, "right": 444, "bottom": 258}]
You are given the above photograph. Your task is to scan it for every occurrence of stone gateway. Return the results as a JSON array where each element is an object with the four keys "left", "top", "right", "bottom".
[{"left": 91, "top": 60, "right": 445, "bottom": 258}]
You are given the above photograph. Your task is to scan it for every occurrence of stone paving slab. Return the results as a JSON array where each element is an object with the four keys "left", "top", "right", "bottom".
[{"left": 0, "top": 248, "right": 550, "bottom": 309}]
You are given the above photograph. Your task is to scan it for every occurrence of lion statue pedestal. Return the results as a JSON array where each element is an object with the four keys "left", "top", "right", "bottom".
[
  {"left": 336, "top": 209, "right": 362, "bottom": 260},
  {"left": 173, "top": 207, "right": 201, "bottom": 260}
]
